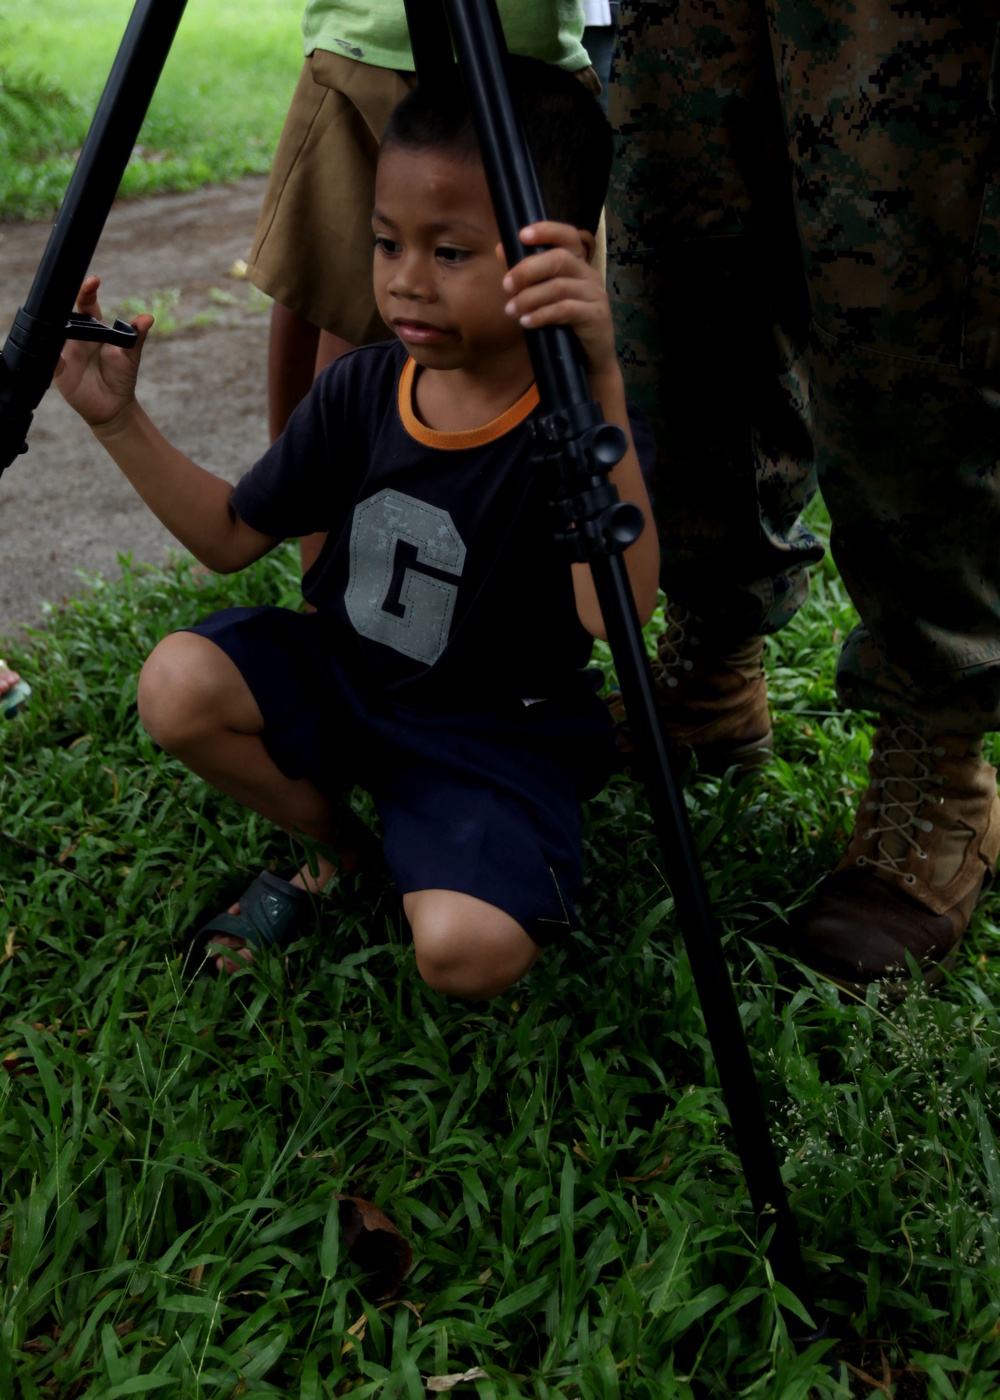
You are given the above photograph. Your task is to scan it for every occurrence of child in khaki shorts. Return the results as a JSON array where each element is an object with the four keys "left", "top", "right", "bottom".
[
  {"left": 247, "top": 48, "right": 414, "bottom": 349},
  {"left": 248, "top": 3, "right": 603, "bottom": 575}
]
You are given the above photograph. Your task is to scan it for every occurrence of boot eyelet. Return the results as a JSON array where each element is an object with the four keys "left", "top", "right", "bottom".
[
  {"left": 862, "top": 829, "right": 874, "bottom": 840},
  {"left": 856, "top": 855, "right": 868, "bottom": 866},
  {"left": 682, "top": 660, "right": 694, "bottom": 672},
  {"left": 904, "top": 873, "right": 917, "bottom": 884},
  {"left": 666, "top": 677, "right": 679, "bottom": 688},
  {"left": 920, "top": 820, "right": 933, "bottom": 833},
  {"left": 916, "top": 849, "right": 927, "bottom": 860}
]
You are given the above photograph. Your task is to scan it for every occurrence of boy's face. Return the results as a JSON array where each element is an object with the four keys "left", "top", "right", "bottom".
[{"left": 372, "top": 145, "right": 525, "bottom": 375}]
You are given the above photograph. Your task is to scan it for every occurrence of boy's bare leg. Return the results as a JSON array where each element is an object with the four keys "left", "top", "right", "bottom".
[
  {"left": 138, "top": 630, "right": 360, "bottom": 969},
  {"left": 299, "top": 328, "right": 352, "bottom": 574},
  {"left": 267, "top": 303, "right": 317, "bottom": 440},
  {"left": 267, "top": 304, "right": 352, "bottom": 578},
  {"left": 404, "top": 890, "right": 541, "bottom": 1000},
  {"left": 300, "top": 533, "right": 330, "bottom": 575},
  {"left": 267, "top": 305, "right": 354, "bottom": 439},
  {"left": 138, "top": 635, "right": 539, "bottom": 994}
]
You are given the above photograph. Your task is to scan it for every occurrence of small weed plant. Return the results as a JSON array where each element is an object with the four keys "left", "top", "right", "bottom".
[{"left": 3, "top": 516, "right": 1000, "bottom": 1397}]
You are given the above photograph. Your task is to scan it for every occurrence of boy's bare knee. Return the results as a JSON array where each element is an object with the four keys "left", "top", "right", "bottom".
[
  {"left": 412, "top": 921, "right": 476, "bottom": 994},
  {"left": 405, "top": 890, "right": 540, "bottom": 999},
  {"left": 138, "top": 637, "right": 202, "bottom": 751},
  {"left": 137, "top": 632, "right": 249, "bottom": 753}
]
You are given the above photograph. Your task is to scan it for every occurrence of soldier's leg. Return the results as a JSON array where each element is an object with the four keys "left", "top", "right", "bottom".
[
  {"left": 608, "top": 1, "right": 824, "bottom": 769},
  {"left": 775, "top": 2, "right": 1000, "bottom": 987}
]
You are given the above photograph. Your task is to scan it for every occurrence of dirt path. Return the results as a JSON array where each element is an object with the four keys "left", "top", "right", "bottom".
[{"left": 0, "top": 177, "right": 273, "bottom": 637}]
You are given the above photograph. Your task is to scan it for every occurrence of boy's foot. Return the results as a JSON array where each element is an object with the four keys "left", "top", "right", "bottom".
[
  {"left": 790, "top": 723, "right": 1000, "bottom": 993},
  {"left": 190, "top": 808, "right": 379, "bottom": 975},
  {"left": 0, "top": 658, "right": 30, "bottom": 719},
  {"left": 197, "top": 864, "right": 329, "bottom": 976},
  {"left": 609, "top": 604, "right": 773, "bottom": 774}
]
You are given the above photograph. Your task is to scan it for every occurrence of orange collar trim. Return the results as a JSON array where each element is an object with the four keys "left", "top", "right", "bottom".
[{"left": 398, "top": 356, "right": 539, "bottom": 450}]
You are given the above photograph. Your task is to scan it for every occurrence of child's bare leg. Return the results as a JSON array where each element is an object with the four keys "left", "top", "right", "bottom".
[
  {"left": 138, "top": 631, "right": 357, "bottom": 965},
  {"left": 267, "top": 306, "right": 351, "bottom": 579},
  {"left": 404, "top": 890, "right": 541, "bottom": 1000},
  {"left": 267, "top": 305, "right": 353, "bottom": 442},
  {"left": 299, "top": 329, "right": 352, "bottom": 576}
]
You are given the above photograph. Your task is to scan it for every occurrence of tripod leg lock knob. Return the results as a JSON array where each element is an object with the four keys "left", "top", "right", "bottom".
[{"left": 556, "top": 499, "right": 645, "bottom": 561}]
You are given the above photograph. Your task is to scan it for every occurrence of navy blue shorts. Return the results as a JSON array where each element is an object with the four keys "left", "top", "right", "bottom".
[{"left": 185, "top": 607, "right": 616, "bottom": 944}]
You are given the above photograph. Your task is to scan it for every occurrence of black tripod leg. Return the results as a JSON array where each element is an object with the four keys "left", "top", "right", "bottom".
[
  {"left": 406, "top": 0, "right": 826, "bottom": 1335},
  {"left": 0, "top": 0, "right": 188, "bottom": 476},
  {"left": 593, "top": 553, "right": 816, "bottom": 1305}
]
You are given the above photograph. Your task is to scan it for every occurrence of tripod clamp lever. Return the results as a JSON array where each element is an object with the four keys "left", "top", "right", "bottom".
[
  {"left": 531, "top": 399, "right": 645, "bottom": 563},
  {"left": 65, "top": 313, "right": 139, "bottom": 348}
]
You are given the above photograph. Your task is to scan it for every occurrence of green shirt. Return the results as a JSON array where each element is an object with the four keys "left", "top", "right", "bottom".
[{"left": 301, "top": 0, "right": 589, "bottom": 72}]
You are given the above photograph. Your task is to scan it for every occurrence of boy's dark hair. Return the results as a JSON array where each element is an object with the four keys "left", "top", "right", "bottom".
[{"left": 381, "top": 54, "right": 612, "bottom": 235}]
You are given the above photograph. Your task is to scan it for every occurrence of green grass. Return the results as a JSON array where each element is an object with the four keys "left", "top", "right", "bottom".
[
  {"left": 10, "top": 6, "right": 998, "bottom": 1391},
  {"left": 3, "top": 517, "right": 1000, "bottom": 1396},
  {"left": 0, "top": 0, "right": 303, "bottom": 221}
]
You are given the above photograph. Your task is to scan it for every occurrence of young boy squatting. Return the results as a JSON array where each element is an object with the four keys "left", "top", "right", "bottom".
[{"left": 55, "top": 60, "right": 658, "bottom": 999}]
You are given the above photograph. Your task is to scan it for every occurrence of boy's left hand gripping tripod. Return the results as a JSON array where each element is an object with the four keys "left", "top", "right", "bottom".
[{"left": 0, "top": 0, "right": 826, "bottom": 1342}]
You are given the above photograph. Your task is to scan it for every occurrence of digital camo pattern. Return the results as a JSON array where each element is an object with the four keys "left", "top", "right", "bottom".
[{"left": 608, "top": 1, "right": 1000, "bottom": 730}]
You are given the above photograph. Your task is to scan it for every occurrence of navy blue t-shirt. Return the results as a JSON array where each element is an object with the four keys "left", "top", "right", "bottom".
[{"left": 232, "top": 341, "right": 650, "bottom": 711}]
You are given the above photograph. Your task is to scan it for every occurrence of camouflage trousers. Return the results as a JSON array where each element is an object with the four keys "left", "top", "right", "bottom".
[{"left": 608, "top": 1, "right": 1000, "bottom": 732}]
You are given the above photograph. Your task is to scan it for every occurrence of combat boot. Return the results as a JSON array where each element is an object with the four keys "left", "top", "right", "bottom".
[
  {"left": 610, "top": 603, "right": 773, "bottom": 774},
  {"left": 791, "top": 723, "right": 1000, "bottom": 992}
]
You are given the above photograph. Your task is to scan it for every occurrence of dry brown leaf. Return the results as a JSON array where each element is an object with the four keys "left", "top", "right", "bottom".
[
  {"left": 425, "top": 1368, "right": 489, "bottom": 1392},
  {"left": 842, "top": 1362, "right": 892, "bottom": 1397},
  {"left": 2, "top": 928, "right": 14, "bottom": 963},
  {"left": 620, "top": 1152, "right": 672, "bottom": 1184},
  {"left": 2, "top": 1052, "right": 33, "bottom": 1077},
  {"left": 378, "top": 1299, "right": 423, "bottom": 1321},
  {"left": 340, "top": 1312, "right": 369, "bottom": 1357},
  {"left": 335, "top": 1194, "right": 413, "bottom": 1300}
]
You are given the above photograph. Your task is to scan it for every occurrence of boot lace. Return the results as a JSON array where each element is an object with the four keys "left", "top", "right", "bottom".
[
  {"left": 654, "top": 604, "right": 701, "bottom": 689},
  {"left": 855, "top": 724, "right": 946, "bottom": 884}
]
